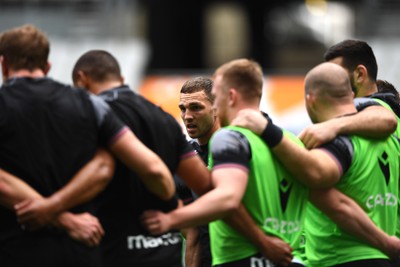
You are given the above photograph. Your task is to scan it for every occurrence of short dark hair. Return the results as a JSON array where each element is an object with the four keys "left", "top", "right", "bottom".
[
  {"left": 324, "top": 39, "right": 378, "bottom": 82},
  {"left": 0, "top": 24, "right": 49, "bottom": 72},
  {"left": 180, "top": 76, "right": 214, "bottom": 103},
  {"left": 72, "top": 50, "right": 121, "bottom": 84}
]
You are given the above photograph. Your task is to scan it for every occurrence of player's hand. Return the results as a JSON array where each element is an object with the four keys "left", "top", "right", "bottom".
[
  {"left": 231, "top": 109, "right": 268, "bottom": 135},
  {"left": 258, "top": 235, "right": 293, "bottom": 267},
  {"left": 141, "top": 210, "right": 172, "bottom": 236},
  {"left": 57, "top": 212, "right": 104, "bottom": 247},
  {"left": 15, "top": 198, "right": 58, "bottom": 230},
  {"left": 298, "top": 120, "right": 339, "bottom": 149}
]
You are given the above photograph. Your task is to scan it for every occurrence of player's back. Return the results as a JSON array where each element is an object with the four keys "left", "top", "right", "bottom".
[
  {"left": 0, "top": 77, "right": 100, "bottom": 200},
  {"left": 0, "top": 77, "right": 105, "bottom": 267},
  {"left": 96, "top": 86, "right": 192, "bottom": 267},
  {"left": 306, "top": 133, "right": 400, "bottom": 266}
]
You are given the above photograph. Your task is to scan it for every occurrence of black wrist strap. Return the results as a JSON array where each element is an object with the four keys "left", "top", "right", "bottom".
[
  {"left": 260, "top": 120, "right": 283, "bottom": 148},
  {"left": 161, "top": 193, "right": 179, "bottom": 212}
]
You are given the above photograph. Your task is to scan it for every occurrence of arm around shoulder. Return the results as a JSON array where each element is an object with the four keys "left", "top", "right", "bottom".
[
  {"left": 337, "top": 105, "right": 397, "bottom": 138},
  {"left": 271, "top": 136, "right": 341, "bottom": 188}
]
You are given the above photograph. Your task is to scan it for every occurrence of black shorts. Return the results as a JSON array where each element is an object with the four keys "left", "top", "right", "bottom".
[
  {"left": 101, "top": 232, "right": 183, "bottom": 267},
  {"left": 331, "top": 258, "right": 393, "bottom": 267},
  {"left": 213, "top": 253, "right": 304, "bottom": 267}
]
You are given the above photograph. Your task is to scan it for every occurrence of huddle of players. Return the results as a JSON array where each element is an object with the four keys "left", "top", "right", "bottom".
[{"left": 1, "top": 24, "right": 400, "bottom": 267}]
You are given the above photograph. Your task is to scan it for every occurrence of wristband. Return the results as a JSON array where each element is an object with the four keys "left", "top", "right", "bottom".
[
  {"left": 161, "top": 193, "right": 179, "bottom": 212},
  {"left": 260, "top": 120, "right": 283, "bottom": 148}
]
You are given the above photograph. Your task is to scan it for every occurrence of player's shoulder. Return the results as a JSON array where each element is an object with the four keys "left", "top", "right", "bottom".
[
  {"left": 353, "top": 96, "right": 382, "bottom": 111},
  {"left": 211, "top": 128, "right": 250, "bottom": 151}
]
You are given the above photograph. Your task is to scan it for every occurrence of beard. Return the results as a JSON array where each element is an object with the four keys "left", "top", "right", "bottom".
[{"left": 349, "top": 74, "right": 360, "bottom": 96}]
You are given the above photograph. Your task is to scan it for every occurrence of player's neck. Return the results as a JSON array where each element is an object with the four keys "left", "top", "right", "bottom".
[
  {"left": 92, "top": 80, "right": 123, "bottom": 95},
  {"left": 323, "top": 104, "right": 357, "bottom": 122},
  {"left": 231, "top": 103, "right": 259, "bottom": 123},
  {"left": 357, "top": 81, "right": 378, "bottom": 98},
  {"left": 7, "top": 69, "right": 46, "bottom": 79}
]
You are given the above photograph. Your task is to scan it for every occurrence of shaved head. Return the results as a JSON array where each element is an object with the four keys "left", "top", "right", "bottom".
[
  {"left": 304, "top": 62, "right": 355, "bottom": 123},
  {"left": 305, "top": 62, "right": 353, "bottom": 100}
]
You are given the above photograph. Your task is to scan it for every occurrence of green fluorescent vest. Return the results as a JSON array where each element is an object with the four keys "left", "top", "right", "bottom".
[{"left": 208, "top": 126, "right": 308, "bottom": 265}]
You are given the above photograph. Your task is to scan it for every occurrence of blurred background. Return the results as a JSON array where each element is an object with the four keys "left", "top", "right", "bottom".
[{"left": 1, "top": 0, "right": 399, "bottom": 134}]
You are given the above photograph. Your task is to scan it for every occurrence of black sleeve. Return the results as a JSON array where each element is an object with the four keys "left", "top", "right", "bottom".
[
  {"left": 319, "top": 136, "right": 354, "bottom": 175},
  {"left": 180, "top": 134, "right": 197, "bottom": 158},
  {"left": 210, "top": 129, "right": 251, "bottom": 169},
  {"left": 354, "top": 97, "right": 381, "bottom": 112},
  {"left": 371, "top": 92, "right": 400, "bottom": 118},
  {"left": 89, "top": 94, "right": 129, "bottom": 146},
  {"left": 160, "top": 109, "right": 197, "bottom": 160}
]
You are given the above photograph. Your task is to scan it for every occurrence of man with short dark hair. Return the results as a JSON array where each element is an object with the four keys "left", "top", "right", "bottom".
[
  {"left": 177, "top": 76, "right": 218, "bottom": 267},
  {"left": 300, "top": 39, "right": 399, "bottom": 148},
  {"left": 72, "top": 49, "right": 211, "bottom": 267}
]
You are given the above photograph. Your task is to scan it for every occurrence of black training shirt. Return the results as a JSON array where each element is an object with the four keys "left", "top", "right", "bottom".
[
  {"left": 95, "top": 85, "right": 195, "bottom": 267},
  {"left": 0, "top": 77, "right": 127, "bottom": 266}
]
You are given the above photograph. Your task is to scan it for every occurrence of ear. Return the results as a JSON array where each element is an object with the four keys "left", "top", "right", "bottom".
[
  {"left": 212, "top": 106, "right": 218, "bottom": 120},
  {"left": 75, "top": 70, "right": 90, "bottom": 88},
  {"left": 43, "top": 61, "right": 51, "bottom": 75},
  {"left": 120, "top": 75, "right": 125, "bottom": 84},
  {"left": 305, "top": 93, "right": 319, "bottom": 122},
  {"left": 228, "top": 88, "right": 237, "bottom": 107},
  {"left": 353, "top": 64, "right": 368, "bottom": 84},
  {"left": 305, "top": 93, "right": 316, "bottom": 110},
  {"left": 0, "top": 56, "right": 8, "bottom": 78}
]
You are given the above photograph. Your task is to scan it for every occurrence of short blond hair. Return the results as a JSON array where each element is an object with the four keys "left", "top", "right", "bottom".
[{"left": 214, "top": 58, "right": 263, "bottom": 101}]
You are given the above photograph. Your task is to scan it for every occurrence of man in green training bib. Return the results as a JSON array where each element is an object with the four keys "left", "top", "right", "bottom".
[
  {"left": 142, "top": 58, "right": 308, "bottom": 266},
  {"left": 233, "top": 62, "right": 400, "bottom": 267}
]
